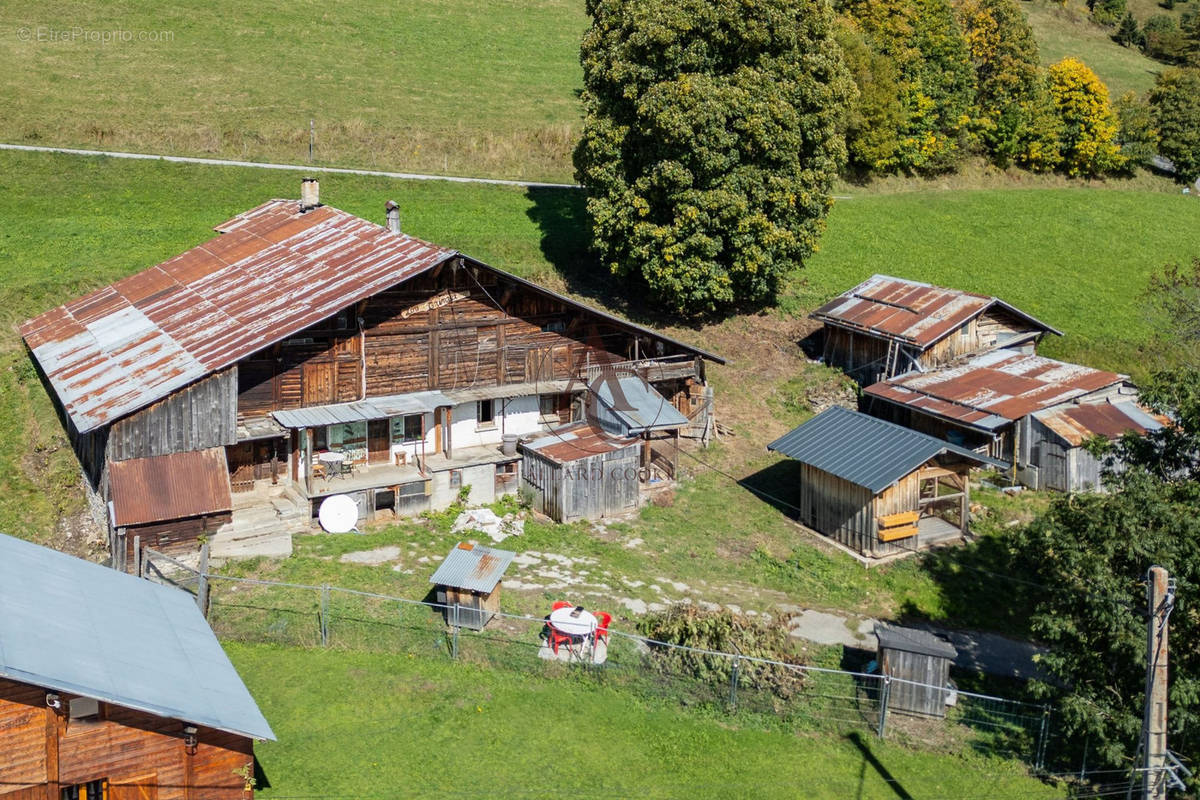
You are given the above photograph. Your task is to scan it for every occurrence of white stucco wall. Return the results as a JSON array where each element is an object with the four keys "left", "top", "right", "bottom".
[
  {"left": 447, "top": 395, "right": 544, "bottom": 450},
  {"left": 429, "top": 463, "right": 496, "bottom": 508}
]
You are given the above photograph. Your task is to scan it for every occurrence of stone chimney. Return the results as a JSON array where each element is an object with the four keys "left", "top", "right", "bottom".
[
  {"left": 385, "top": 200, "right": 401, "bottom": 234},
  {"left": 300, "top": 178, "right": 320, "bottom": 212}
]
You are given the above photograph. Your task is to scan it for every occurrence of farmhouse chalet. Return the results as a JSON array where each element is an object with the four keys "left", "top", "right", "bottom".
[
  {"left": 22, "top": 180, "right": 722, "bottom": 562},
  {"left": 812, "top": 275, "right": 1060, "bottom": 384},
  {"left": 0, "top": 533, "right": 273, "bottom": 800}
]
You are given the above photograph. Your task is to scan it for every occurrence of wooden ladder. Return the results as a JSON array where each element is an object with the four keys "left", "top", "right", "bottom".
[{"left": 882, "top": 339, "right": 900, "bottom": 380}]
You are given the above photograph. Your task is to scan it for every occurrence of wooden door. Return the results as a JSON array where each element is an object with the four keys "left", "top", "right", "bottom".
[
  {"left": 302, "top": 361, "right": 336, "bottom": 406},
  {"left": 368, "top": 419, "right": 390, "bottom": 464}
]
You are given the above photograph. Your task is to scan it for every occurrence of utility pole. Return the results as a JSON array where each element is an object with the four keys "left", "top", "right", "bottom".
[{"left": 1143, "top": 565, "right": 1173, "bottom": 800}]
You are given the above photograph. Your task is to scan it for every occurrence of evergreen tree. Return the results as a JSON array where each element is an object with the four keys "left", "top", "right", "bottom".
[
  {"left": 1114, "top": 11, "right": 1143, "bottom": 47},
  {"left": 1149, "top": 67, "right": 1200, "bottom": 181}
]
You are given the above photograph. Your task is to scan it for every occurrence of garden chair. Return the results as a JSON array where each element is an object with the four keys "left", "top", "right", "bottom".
[{"left": 594, "top": 611, "right": 612, "bottom": 645}]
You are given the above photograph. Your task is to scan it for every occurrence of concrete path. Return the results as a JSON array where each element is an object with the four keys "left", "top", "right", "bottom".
[
  {"left": 782, "top": 605, "right": 1050, "bottom": 681},
  {"left": 0, "top": 143, "right": 580, "bottom": 189}
]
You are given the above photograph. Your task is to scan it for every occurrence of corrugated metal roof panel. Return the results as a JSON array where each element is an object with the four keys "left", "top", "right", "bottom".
[
  {"left": 812, "top": 275, "right": 1060, "bottom": 349},
  {"left": 1034, "top": 401, "right": 1165, "bottom": 446},
  {"left": 519, "top": 423, "right": 638, "bottom": 463},
  {"left": 766, "top": 406, "right": 1003, "bottom": 493},
  {"left": 595, "top": 377, "right": 689, "bottom": 434},
  {"left": 428, "top": 542, "right": 515, "bottom": 593},
  {"left": 0, "top": 533, "right": 274, "bottom": 741},
  {"left": 109, "top": 448, "right": 232, "bottom": 527},
  {"left": 865, "top": 351, "right": 1126, "bottom": 431},
  {"left": 270, "top": 390, "right": 453, "bottom": 429}
]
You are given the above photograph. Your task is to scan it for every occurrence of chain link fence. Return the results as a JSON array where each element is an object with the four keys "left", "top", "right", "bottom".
[{"left": 141, "top": 548, "right": 1053, "bottom": 769}]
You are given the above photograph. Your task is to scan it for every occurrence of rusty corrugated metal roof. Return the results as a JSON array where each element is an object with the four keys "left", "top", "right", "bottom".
[
  {"left": 428, "top": 542, "right": 515, "bottom": 593},
  {"left": 21, "top": 200, "right": 459, "bottom": 434},
  {"left": 1034, "top": 402, "right": 1166, "bottom": 446},
  {"left": 519, "top": 422, "right": 638, "bottom": 464},
  {"left": 864, "top": 349, "right": 1127, "bottom": 431},
  {"left": 812, "top": 275, "right": 1061, "bottom": 349},
  {"left": 109, "top": 447, "right": 232, "bottom": 527}
]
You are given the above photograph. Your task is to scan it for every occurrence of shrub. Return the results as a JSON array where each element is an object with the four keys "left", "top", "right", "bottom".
[
  {"left": 1114, "top": 90, "right": 1159, "bottom": 166},
  {"left": 1143, "top": 14, "right": 1188, "bottom": 62},
  {"left": 636, "top": 604, "right": 808, "bottom": 700},
  {"left": 574, "top": 0, "right": 854, "bottom": 314},
  {"left": 1092, "top": 0, "right": 1127, "bottom": 26},
  {"left": 1047, "top": 57, "right": 1127, "bottom": 175}
]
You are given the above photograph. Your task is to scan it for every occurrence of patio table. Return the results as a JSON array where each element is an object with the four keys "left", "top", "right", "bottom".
[
  {"left": 318, "top": 451, "right": 346, "bottom": 479},
  {"left": 549, "top": 606, "right": 597, "bottom": 639}
]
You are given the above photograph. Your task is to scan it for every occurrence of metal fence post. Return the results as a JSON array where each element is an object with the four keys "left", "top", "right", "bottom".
[
  {"left": 451, "top": 603, "right": 460, "bottom": 660},
  {"left": 728, "top": 656, "right": 740, "bottom": 710},
  {"left": 1036, "top": 704, "right": 1051, "bottom": 771},
  {"left": 319, "top": 585, "right": 329, "bottom": 647},
  {"left": 877, "top": 676, "right": 891, "bottom": 739}
]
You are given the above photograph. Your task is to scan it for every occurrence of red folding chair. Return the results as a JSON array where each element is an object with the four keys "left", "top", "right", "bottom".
[
  {"left": 551, "top": 600, "right": 573, "bottom": 611},
  {"left": 594, "top": 611, "right": 612, "bottom": 644},
  {"left": 548, "top": 627, "right": 574, "bottom": 655}
]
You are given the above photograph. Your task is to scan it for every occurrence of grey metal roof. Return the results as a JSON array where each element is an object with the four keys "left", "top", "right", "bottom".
[
  {"left": 429, "top": 542, "right": 515, "bottom": 594},
  {"left": 0, "top": 533, "right": 274, "bottom": 741},
  {"left": 272, "top": 390, "right": 452, "bottom": 428},
  {"left": 595, "top": 376, "right": 689, "bottom": 434},
  {"left": 876, "top": 623, "right": 957, "bottom": 659},
  {"left": 766, "top": 406, "right": 1006, "bottom": 493},
  {"left": 442, "top": 380, "right": 573, "bottom": 404}
]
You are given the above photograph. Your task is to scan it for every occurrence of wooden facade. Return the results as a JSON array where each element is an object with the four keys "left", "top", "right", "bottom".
[
  {"left": 877, "top": 627, "right": 957, "bottom": 718},
  {"left": 521, "top": 438, "right": 641, "bottom": 523},
  {"left": 0, "top": 678, "right": 255, "bottom": 800},
  {"left": 793, "top": 459, "right": 972, "bottom": 560}
]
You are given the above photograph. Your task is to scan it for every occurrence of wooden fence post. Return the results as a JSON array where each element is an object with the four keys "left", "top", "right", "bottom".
[
  {"left": 196, "top": 542, "right": 210, "bottom": 618},
  {"left": 133, "top": 535, "right": 142, "bottom": 578}
]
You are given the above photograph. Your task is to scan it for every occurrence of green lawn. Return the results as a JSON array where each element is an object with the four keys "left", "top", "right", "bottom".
[
  {"left": 1021, "top": 0, "right": 1165, "bottom": 96},
  {"left": 228, "top": 641, "right": 1064, "bottom": 799},
  {"left": 0, "top": 0, "right": 586, "bottom": 181}
]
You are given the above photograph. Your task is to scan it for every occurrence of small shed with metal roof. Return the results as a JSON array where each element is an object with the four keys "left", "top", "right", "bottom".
[
  {"left": 1027, "top": 401, "right": 1166, "bottom": 492},
  {"left": 767, "top": 406, "right": 1005, "bottom": 559},
  {"left": 429, "top": 541, "right": 516, "bottom": 630},
  {"left": 0, "top": 533, "right": 273, "bottom": 800},
  {"left": 108, "top": 447, "right": 233, "bottom": 572},
  {"left": 518, "top": 423, "right": 642, "bottom": 523},
  {"left": 875, "top": 623, "right": 958, "bottom": 718}
]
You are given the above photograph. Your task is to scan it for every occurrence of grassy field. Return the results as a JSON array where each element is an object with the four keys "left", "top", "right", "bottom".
[
  {"left": 0, "top": 0, "right": 586, "bottom": 181},
  {"left": 1021, "top": 0, "right": 1165, "bottom": 96},
  {"left": 227, "top": 641, "right": 1064, "bottom": 799}
]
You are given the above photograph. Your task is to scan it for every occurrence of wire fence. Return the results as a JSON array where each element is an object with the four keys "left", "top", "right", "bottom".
[{"left": 142, "top": 548, "right": 1057, "bottom": 772}]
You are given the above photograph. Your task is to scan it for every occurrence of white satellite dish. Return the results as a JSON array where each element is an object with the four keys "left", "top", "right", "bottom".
[{"left": 318, "top": 494, "right": 359, "bottom": 533}]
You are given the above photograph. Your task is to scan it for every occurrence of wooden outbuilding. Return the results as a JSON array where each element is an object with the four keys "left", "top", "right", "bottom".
[
  {"left": 1027, "top": 401, "right": 1166, "bottom": 492},
  {"left": 766, "top": 407, "right": 1004, "bottom": 560},
  {"left": 812, "top": 274, "right": 1060, "bottom": 385},
  {"left": 0, "top": 533, "right": 274, "bottom": 800},
  {"left": 519, "top": 423, "right": 642, "bottom": 523},
  {"left": 108, "top": 447, "right": 233, "bottom": 571},
  {"left": 875, "top": 624, "right": 958, "bottom": 718},
  {"left": 429, "top": 542, "right": 515, "bottom": 630}
]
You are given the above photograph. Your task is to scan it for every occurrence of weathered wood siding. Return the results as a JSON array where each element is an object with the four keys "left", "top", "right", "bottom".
[
  {"left": 1028, "top": 416, "right": 1108, "bottom": 492},
  {"left": 880, "top": 648, "right": 952, "bottom": 718},
  {"left": 921, "top": 318, "right": 981, "bottom": 368},
  {"left": 822, "top": 328, "right": 896, "bottom": 385},
  {"left": 109, "top": 369, "right": 238, "bottom": 462},
  {"left": 236, "top": 263, "right": 702, "bottom": 418},
  {"left": 118, "top": 512, "right": 232, "bottom": 572},
  {"left": 796, "top": 462, "right": 879, "bottom": 554},
  {"left": 522, "top": 445, "right": 640, "bottom": 523},
  {"left": 0, "top": 678, "right": 254, "bottom": 800}
]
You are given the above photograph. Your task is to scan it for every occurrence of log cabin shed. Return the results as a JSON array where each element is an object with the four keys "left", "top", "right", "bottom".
[
  {"left": 875, "top": 623, "right": 958, "bottom": 718},
  {"left": 812, "top": 275, "right": 1060, "bottom": 385},
  {"left": 766, "top": 407, "right": 1004, "bottom": 559},
  {"left": 0, "top": 533, "right": 273, "bottom": 800},
  {"left": 1028, "top": 401, "right": 1166, "bottom": 492},
  {"left": 429, "top": 541, "right": 515, "bottom": 630},
  {"left": 519, "top": 423, "right": 642, "bottom": 522}
]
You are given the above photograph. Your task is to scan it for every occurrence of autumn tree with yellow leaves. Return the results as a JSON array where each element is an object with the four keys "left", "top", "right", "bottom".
[{"left": 1046, "top": 57, "right": 1126, "bottom": 176}]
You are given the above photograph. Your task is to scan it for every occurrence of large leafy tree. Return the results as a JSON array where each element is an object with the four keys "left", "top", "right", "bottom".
[
  {"left": 954, "top": 0, "right": 1061, "bottom": 169},
  {"left": 574, "top": 0, "right": 853, "bottom": 314},
  {"left": 1149, "top": 67, "right": 1200, "bottom": 183},
  {"left": 1046, "top": 57, "right": 1126, "bottom": 176},
  {"left": 1011, "top": 368, "right": 1200, "bottom": 774}
]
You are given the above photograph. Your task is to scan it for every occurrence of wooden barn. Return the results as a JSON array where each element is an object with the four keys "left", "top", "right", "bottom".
[
  {"left": 1027, "top": 401, "right": 1166, "bottom": 492},
  {"left": 0, "top": 533, "right": 274, "bottom": 800},
  {"left": 864, "top": 349, "right": 1141, "bottom": 486},
  {"left": 812, "top": 275, "right": 1059, "bottom": 385},
  {"left": 766, "top": 407, "right": 1003, "bottom": 560},
  {"left": 429, "top": 541, "right": 515, "bottom": 630},
  {"left": 875, "top": 624, "right": 958, "bottom": 718},
  {"left": 21, "top": 179, "right": 722, "bottom": 561},
  {"left": 519, "top": 423, "right": 642, "bottom": 522},
  {"left": 108, "top": 448, "right": 233, "bottom": 572}
]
